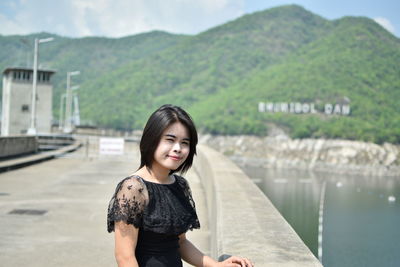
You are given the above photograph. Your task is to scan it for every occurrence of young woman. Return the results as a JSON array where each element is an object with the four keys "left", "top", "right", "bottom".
[{"left": 107, "top": 104, "right": 253, "bottom": 267}]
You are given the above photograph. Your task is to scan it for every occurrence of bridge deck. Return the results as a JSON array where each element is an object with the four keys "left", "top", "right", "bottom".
[{"left": 0, "top": 139, "right": 209, "bottom": 266}]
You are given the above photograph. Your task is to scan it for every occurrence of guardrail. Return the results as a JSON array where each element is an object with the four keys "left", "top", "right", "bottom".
[
  {"left": 0, "top": 135, "right": 38, "bottom": 159},
  {"left": 0, "top": 140, "right": 81, "bottom": 172},
  {"left": 0, "top": 134, "right": 81, "bottom": 172},
  {"left": 37, "top": 134, "right": 75, "bottom": 151},
  {"left": 194, "top": 144, "right": 323, "bottom": 267}
]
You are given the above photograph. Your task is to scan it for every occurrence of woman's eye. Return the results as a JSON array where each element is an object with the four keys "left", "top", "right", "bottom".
[{"left": 182, "top": 141, "right": 189, "bottom": 146}]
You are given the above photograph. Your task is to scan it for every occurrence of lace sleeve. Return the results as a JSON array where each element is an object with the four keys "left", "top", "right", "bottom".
[{"left": 107, "top": 176, "right": 148, "bottom": 233}]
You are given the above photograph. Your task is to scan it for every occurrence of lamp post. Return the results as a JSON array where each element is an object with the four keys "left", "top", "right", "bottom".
[
  {"left": 59, "top": 85, "right": 79, "bottom": 131},
  {"left": 58, "top": 85, "right": 79, "bottom": 131},
  {"left": 71, "top": 86, "right": 80, "bottom": 126},
  {"left": 64, "top": 71, "right": 80, "bottom": 133},
  {"left": 59, "top": 93, "right": 66, "bottom": 130},
  {"left": 27, "top": 37, "right": 54, "bottom": 135}
]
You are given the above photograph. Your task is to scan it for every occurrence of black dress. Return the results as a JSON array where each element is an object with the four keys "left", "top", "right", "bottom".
[{"left": 107, "top": 174, "right": 200, "bottom": 266}]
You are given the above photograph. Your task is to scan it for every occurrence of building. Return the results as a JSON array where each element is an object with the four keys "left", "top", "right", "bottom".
[{"left": 1, "top": 67, "right": 55, "bottom": 136}]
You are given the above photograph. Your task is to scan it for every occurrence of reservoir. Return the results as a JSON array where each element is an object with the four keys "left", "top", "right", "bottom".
[{"left": 242, "top": 166, "right": 400, "bottom": 267}]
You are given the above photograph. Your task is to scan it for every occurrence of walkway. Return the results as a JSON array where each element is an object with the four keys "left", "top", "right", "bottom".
[{"left": 0, "top": 138, "right": 209, "bottom": 266}]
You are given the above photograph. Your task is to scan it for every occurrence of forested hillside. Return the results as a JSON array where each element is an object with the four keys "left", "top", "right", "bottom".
[
  {"left": 0, "top": 30, "right": 188, "bottom": 113},
  {"left": 1, "top": 5, "right": 399, "bottom": 143},
  {"left": 190, "top": 15, "right": 400, "bottom": 143}
]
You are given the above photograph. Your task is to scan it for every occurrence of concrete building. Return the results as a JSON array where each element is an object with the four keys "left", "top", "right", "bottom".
[{"left": 1, "top": 67, "right": 55, "bottom": 136}]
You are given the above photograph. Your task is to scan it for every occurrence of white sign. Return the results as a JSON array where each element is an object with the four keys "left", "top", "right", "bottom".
[
  {"left": 258, "top": 102, "right": 350, "bottom": 116},
  {"left": 99, "top": 137, "right": 124, "bottom": 155}
]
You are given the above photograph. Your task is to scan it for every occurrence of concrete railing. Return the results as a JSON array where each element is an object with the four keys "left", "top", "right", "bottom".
[
  {"left": 0, "top": 140, "right": 81, "bottom": 172},
  {"left": 194, "top": 144, "right": 323, "bottom": 267},
  {"left": 0, "top": 135, "right": 38, "bottom": 159}
]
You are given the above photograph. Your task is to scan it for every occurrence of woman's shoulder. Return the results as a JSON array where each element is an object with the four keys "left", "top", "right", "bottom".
[
  {"left": 120, "top": 174, "right": 146, "bottom": 186},
  {"left": 173, "top": 174, "right": 187, "bottom": 183},
  {"left": 113, "top": 174, "right": 148, "bottom": 196},
  {"left": 173, "top": 174, "right": 191, "bottom": 190},
  {"left": 107, "top": 175, "right": 148, "bottom": 232}
]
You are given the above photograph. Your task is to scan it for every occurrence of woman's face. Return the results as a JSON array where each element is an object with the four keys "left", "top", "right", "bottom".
[{"left": 153, "top": 122, "right": 190, "bottom": 172}]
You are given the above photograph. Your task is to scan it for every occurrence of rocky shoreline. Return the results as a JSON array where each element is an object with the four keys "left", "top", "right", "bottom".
[{"left": 200, "top": 135, "right": 400, "bottom": 177}]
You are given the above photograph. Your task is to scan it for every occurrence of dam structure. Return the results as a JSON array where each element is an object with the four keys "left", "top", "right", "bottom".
[{"left": 0, "top": 135, "right": 321, "bottom": 266}]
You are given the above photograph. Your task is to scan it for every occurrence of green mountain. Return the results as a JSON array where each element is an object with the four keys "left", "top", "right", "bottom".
[
  {"left": 0, "top": 30, "right": 188, "bottom": 116},
  {"left": 190, "top": 15, "right": 400, "bottom": 143},
  {"left": 1, "top": 5, "right": 399, "bottom": 143}
]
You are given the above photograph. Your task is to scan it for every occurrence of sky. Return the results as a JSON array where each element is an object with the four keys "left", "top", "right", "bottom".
[{"left": 0, "top": 0, "right": 399, "bottom": 38}]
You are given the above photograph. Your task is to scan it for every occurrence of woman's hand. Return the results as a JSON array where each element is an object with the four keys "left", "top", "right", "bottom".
[
  {"left": 218, "top": 256, "right": 254, "bottom": 267},
  {"left": 178, "top": 233, "right": 254, "bottom": 267}
]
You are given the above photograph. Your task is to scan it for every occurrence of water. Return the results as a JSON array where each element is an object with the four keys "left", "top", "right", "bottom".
[{"left": 242, "top": 166, "right": 400, "bottom": 267}]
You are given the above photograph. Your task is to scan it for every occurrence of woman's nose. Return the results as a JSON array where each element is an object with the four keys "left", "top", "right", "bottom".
[{"left": 173, "top": 142, "right": 181, "bottom": 152}]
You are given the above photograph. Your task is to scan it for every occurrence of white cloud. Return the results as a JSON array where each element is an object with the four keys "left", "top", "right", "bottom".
[
  {"left": 0, "top": 13, "right": 29, "bottom": 35},
  {"left": 0, "top": 0, "right": 245, "bottom": 37},
  {"left": 373, "top": 17, "right": 395, "bottom": 34}
]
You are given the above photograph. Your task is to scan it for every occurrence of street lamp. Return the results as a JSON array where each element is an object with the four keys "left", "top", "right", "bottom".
[
  {"left": 58, "top": 85, "right": 79, "bottom": 131},
  {"left": 27, "top": 37, "right": 54, "bottom": 135},
  {"left": 58, "top": 93, "right": 66, "bottom": 130},
  {"left": 59, "top": 85, "right": 80, "bottom": 131},
  {"left": 64, "top": 71, "right": 80, "bottom": 133},
  {"left": 70, "top": 85, "right": 81, "bottom": 126}
]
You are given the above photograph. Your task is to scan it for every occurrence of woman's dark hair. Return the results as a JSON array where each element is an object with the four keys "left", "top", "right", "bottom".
[{"left": 139, "top": 104, "right": 198, "bottom": 174}]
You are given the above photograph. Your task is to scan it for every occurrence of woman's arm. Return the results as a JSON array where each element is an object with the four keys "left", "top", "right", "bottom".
[
  {"left": 178, "top": 233, "right": 215, "bottom": 267},
  {"left": 178, "top": 233, "right": 253, "bottom": 267},
  {"left": 114, "top": 221, "right": 139, "bottom": 267}
]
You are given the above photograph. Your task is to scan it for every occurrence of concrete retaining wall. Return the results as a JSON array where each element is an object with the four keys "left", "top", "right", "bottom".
[
  {"left": 0, "top": 136, "right": 38, "bottom": 158},
  {"left": 204, "top": 135, "right": 400, "bottom": 177},
  {"left": 194, "top": 144, "right": 323, "bottom": 267}
]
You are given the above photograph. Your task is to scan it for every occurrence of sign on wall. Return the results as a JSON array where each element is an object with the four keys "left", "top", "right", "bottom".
[{"left": 99, "top": 137, "right": 124, "bottom": 155}]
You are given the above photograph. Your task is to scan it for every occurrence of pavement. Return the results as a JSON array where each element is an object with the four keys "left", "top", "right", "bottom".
[{"left": 0, "top": 137, "right": 209, "bottom": 266}]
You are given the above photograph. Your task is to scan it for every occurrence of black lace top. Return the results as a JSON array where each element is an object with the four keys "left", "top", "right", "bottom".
[{"left": 107, "top": 174, "right": 200, "bottom": 266}]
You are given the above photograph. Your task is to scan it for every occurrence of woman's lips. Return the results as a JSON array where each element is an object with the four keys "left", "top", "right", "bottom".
[{"left": 168, "top": 155, "right": 181, "bottom": 161}]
